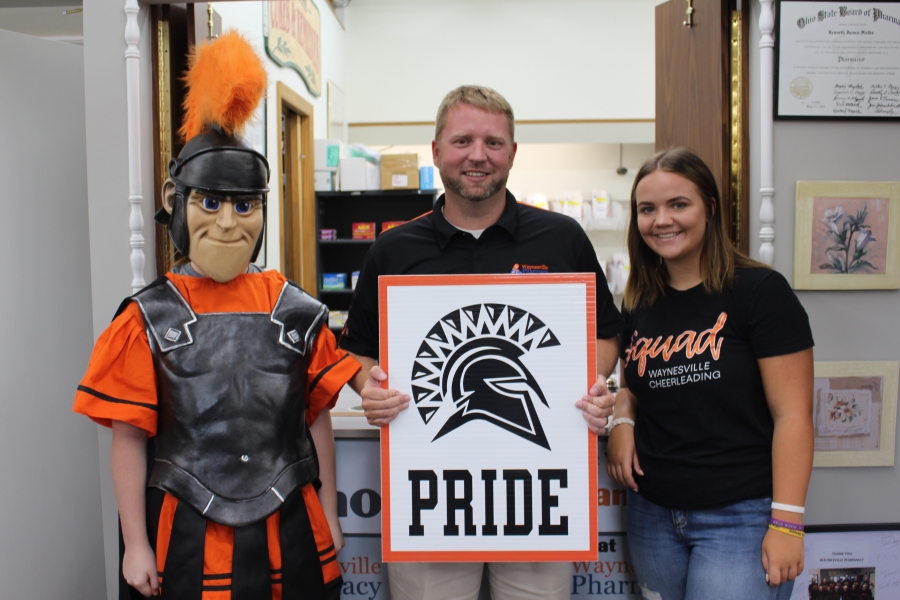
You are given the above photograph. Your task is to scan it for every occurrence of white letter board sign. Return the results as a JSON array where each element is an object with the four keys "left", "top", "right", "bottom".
[{"left": 378, "top": 274, "right": 598, "bottom": 561}]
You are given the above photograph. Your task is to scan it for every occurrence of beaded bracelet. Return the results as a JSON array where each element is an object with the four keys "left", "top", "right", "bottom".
[
  {"left": 768, "top": 524, "right": 805, "bottom": 539},
  {"left": 769, "top": 517, "right": 804, "bottom": 532},
  {"left": 606, "top": 417, "right": 635, "bottom": 433}
]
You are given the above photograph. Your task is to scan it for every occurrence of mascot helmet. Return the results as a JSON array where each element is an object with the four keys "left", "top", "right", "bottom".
[{"left": 155, "top": 31, "right": 270, "bottom": 262}]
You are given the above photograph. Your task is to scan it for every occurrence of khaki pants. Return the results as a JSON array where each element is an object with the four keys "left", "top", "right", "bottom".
[{"left": 387, "top": 562, "right": 572, "bottom": 600}]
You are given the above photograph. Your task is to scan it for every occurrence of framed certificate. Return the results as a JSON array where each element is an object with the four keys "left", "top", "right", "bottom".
[
  {"left": 776, "top": 1, "right": 900, "bottom": 119},
  {"left": 788, "top": 523, "right": 900, "bottom": 599},
  {"left": 378, "top": 274, "right": 598, "bottom": 561}
]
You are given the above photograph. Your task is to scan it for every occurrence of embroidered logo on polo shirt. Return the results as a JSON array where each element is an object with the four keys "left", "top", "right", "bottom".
[
  {"left": 510, "top": 263, "right": 550, "bottom": 274},
  {"left": 409, "top": 303, "right": 560, "bottom": 450}
]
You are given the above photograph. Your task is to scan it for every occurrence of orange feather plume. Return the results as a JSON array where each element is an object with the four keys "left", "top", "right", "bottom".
[{"left": 180, "top": 31, "right": 267, "bottom": 142}]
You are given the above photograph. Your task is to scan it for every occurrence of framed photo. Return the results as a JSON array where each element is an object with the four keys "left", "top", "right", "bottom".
[
  {"left": 788, "top": 523, "right": 900, "bottom": 599},
  {"left": 813, "top": 361, "right": 899, "bottom": 467},
  {"left": 793, "top": 181, "right": 900, "bottom": 290},
  {"left": 378, "top": 274, "right": 598, "bottom": 561},
  {"left": 775, "top": 1, "right": 900, "bottom": 120}
]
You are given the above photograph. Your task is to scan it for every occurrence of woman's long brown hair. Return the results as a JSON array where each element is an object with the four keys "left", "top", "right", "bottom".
[{"left": 623, "top": 147, "right": 767, "bottom": 311}]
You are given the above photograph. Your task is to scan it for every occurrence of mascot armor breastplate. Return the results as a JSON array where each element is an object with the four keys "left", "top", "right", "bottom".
[{"left": 133, "top": 279, "right": 327, "bottom": 527}]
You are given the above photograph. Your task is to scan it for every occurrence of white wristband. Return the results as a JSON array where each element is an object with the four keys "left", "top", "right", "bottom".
[
  {"left": 771, "top": 502, "right": 805, "bottom": 514},
  {"left": 606, "top": 417, "right": 635, "bottom": 433}
]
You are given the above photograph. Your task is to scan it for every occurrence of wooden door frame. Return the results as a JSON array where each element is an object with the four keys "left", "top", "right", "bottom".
[
  {"left": 730, "top": 0, "right": 750, "bottom": 254},
  {"left": 276, "top": 81, "right": 317, "bottom": 292},
  {"left": 655, "top": 0, "right": 750, "bottom": 253}
]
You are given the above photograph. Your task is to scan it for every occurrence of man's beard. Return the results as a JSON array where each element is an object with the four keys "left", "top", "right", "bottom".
[{"left": 442, "top": 172, "right": 507, "bottom": 202}]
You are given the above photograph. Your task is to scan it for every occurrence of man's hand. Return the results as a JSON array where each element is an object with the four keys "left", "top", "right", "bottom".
[
  {"left": 360, "top": 365, "right": 410, "bottom": 426},
  {"left": 762, "top": 528, "right": 804, "bottom": 587},
  {"left": 575, "top": 376, "right": 616, "bottom": 434},
  {"left": 122, "top": 542, "right": 159, "bottom": 597}
]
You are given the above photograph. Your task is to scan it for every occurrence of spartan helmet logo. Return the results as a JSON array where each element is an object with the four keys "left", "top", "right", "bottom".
[{"left": 410, "top": 304, "right": 560, "bottom": 450}]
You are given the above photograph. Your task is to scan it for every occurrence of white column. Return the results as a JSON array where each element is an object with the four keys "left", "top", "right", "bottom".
[
  {"left": 758, "top": 0, "right": 776, "bottom": 265},
  {"left": 125, "top": 0, "right": 146, "bottom": 292}
]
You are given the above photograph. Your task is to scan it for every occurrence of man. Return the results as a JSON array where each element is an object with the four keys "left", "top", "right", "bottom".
[
  {"left": 340, "top": 85, "right": 623, "bottom": 600},
  {"left": 73, "top": 33, "right": 359, "bottom": 599}
]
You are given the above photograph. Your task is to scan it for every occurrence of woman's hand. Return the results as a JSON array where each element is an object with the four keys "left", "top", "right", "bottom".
[
  {"left": 761, "top": 528, "right": 804, "bottom": 587},
  {"left": 606, "top": 422, "right": 642, "bottom": 492}
]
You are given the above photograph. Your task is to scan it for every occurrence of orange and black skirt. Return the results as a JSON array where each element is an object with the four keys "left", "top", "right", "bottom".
[{"left": 120, "top": 484, "right": 341, "bottom": 600}]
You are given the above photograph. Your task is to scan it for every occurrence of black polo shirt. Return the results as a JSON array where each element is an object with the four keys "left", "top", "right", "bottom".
[{"left": 339, "top": 191, "right": 624, "bottom": 360}]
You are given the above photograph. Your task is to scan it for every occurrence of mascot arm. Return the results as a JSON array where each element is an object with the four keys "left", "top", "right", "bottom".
[{"left": 310, "top": 411, "right": 343, "bottom": 554}]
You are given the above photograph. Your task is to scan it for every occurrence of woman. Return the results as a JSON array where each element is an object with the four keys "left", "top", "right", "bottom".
[{"left": 607, "top": 148, "right": 814, "bottom": 599}]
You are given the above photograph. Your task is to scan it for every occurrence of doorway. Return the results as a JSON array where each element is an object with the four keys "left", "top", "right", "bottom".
[
  {"left": 655, "top": 0, "right": 750, "bottom": 252},
  {"left": 276, "top": 81, "right": 317, "bottom": 291}
]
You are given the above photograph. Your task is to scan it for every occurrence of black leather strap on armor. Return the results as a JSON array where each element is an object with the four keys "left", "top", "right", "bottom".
[{"left": 132, "top": 280, "right": 197, "bottom": 352}]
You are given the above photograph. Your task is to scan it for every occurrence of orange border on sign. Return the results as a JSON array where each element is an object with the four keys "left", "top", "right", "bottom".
[{"left": 378, "top": 273, "right": 598, "bottom": 562}]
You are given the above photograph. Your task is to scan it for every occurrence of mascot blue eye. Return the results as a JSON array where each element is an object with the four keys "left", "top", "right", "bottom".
[
  {"left": 234, "top": 201, "right": 252, "bottom": 214},
  {"left": 203, "top": 197, "right": 220, "bottom": 210}
]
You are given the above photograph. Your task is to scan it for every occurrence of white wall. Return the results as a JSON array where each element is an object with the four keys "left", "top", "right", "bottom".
[
  {"left": 72, "top": 4, "right": 349, "bottom": 595},
  {"left": 0, "top": 28, "right": 105, "bottom": 598},
  {"left": 367, "top": 142, "right": 652, "bottom": 201},
  {"left": 507, "top": 143, "right": 654, "bottom": 202},
  {"left": 82, "top": 1, "right": 158, "bottom": 596},
  {"left": 346, "top": 0, "right": 658, "bottom": 124},
  {"left": 749, "top": 2, "right": 900, "bottom": 525},
  {"left": 215, "top": 1, "right": 349, "bottom": 271}
]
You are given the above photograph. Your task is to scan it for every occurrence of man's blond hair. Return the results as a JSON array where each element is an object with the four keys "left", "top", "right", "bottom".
[{"left": 435, "top": 85, "right": 515, "bottom": 142}]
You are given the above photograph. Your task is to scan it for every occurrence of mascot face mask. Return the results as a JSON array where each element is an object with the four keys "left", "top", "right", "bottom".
[
  {"left": 155, "top": 31, "right": 270, "bottom": 281},
  {"left": 163, "top": 185, "right": 264, "bottom": 282}
]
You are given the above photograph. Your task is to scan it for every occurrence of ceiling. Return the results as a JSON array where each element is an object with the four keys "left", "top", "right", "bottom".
[
  {"left": 0, "top": 4, "right": 81, "bottom": 39},
  {"left": 0, "top": 0, "right": 79, "bottom": 7}
]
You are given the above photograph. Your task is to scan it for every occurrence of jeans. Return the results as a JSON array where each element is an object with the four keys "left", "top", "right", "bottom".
[{"left": 626, "top": 491, "right": 794, "bottom": 600}]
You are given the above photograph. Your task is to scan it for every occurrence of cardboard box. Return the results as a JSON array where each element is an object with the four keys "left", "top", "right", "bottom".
[
  {"left": 322, "top": 273, "right": 347, "bottom": 290},
  {"left": 381, "top": 221, "right": 405, "bottom": 233},
  {"left": 328, "top": 310, "right": 348, "bottom": 329},
  {"left": 314, "top": 138, "right": 341, "bottom": 170},
  {"left": 314, "top": 170, "right": 336, "bottom": 192},
  {"left": 339, "top": 158, "right": 380, "bottom": 191},
  {"left": 352, "top": 222, "right": 376, "bottom": 240},
  {"left": 381, "top": 154, "right": 420, "bottom": 190},
  {"left": 419, "top": 166, "right": 435, "bottom": 190},
  {"left": 367, "top": 161, "right": 382, "bottom": 190}
]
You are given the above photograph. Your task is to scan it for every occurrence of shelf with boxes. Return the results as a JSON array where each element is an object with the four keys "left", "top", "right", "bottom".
[
  {"left": 316, "top": 189, "right": 438, "bottom": 332},
  {"left": 314, "top": 138, "right": 437, "bottom": 193}
]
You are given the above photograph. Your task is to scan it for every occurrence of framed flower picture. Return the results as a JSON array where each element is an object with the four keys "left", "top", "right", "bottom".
[
  {"left": 793, "top": 181, "right": 900, "bottom": 290},
  {"left": 813, "top": 361, "right": 899, "bottom": 468}
]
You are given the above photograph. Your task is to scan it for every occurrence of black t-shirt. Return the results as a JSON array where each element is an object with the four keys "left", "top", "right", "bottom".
[
  {"left": 619, "top": 267, "right": 813, "bottom": 509},
  {"left": 340, "top": 191, "right": 624, "bottom": 359}
]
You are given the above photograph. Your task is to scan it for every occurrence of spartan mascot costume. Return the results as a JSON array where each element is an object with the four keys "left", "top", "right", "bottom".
[{"left": 74, "top": 32, "right": 359, "bottom": 600}]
